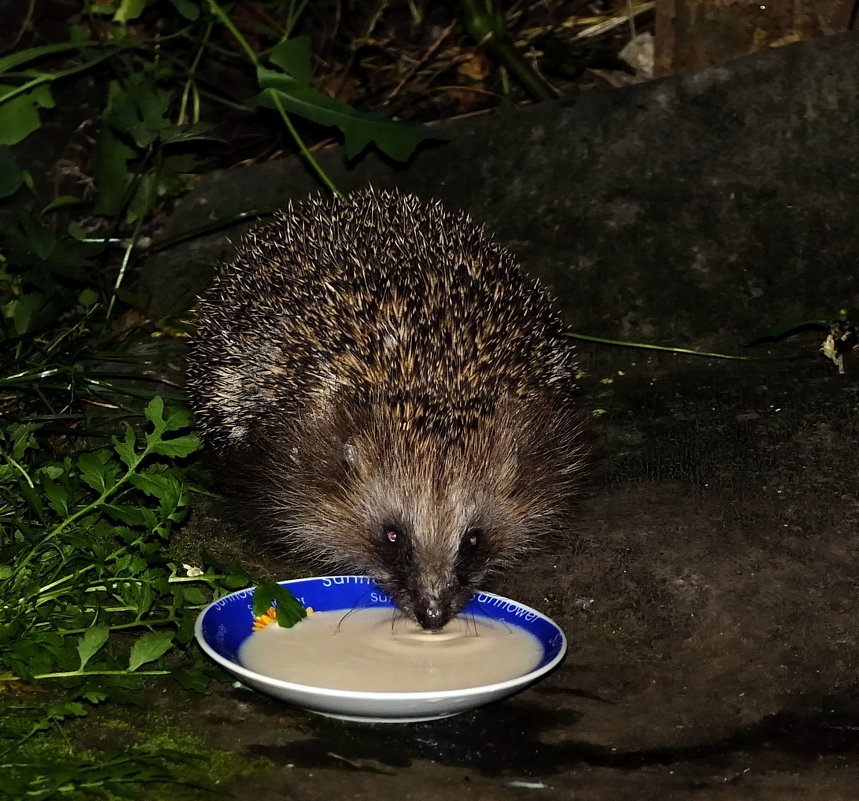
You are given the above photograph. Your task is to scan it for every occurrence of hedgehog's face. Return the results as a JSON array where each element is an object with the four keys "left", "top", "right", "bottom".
[
  {"left": 299, "top": 398, "right": 582, "bottom": 630},
  {"left": 341, "top": 438, "right": 511, "bottom": 631},
  {"left": 365, "top": 510, "right": 495, "bottom": 631}
]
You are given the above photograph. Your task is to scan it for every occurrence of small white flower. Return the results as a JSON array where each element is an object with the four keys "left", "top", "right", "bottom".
[{"left": 183, "top": 563, "right": 204, "bottom": 577}]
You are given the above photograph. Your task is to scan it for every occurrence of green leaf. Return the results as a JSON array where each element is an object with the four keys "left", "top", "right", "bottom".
[
  {"left": 144, "top": 395, "right": 167, "bottom": 433},
  {"left": 78, "top": 451, "right": 117, "bottom": 495},
  {"left": 76, "top": 624, "right": 110, "bottom": 670},
  {"left": 89, "top": 1, "right": 118, "bottom": 15},
  {"left": 172, "top": 662, "right": 214, "bottom": 692},
  {"left": 112, "top": 423, "right": 139, "bottom": 469},
  {"left": 16, "top": 211, "right": 55, "bottom": 259},
  {"left": 20, "top": 482, "right": 44, "bottom": 516},
  {"left": 12, "top": 211, "right": 99, "bottom": 274},
  {"left": 77, "top": 288, "right": 99, "bottom": 307},
  {"left": 128, "top": 630, "right": 174, "bottom": 671},
  {"left": 223, "top": 569, "right": 252, "bottom": 589},
  {"left": 125, "top": 166, "right": 162, "bottom": 222},
  {"left": 256, "top": 68, "right": 440, "bottom": 161},
  {"left": 168, "top": 0, "right": 201, "bottom": 19},
  {"left": 0, "top": 84, "right": 55, "bottom": 145},
  {"left": 159, "top": 121, "right": 213, "bottom": 146},
  {"left": 131, "top": 470, "right": 184, "bottom": 521},
  {"left": 93, "top": 127, "right": 135, "bottom": 215},
  {"left": 179, "top": 586, "right": 208, "bottom": 605},
  {"left": 147, "top": 434, "right": 200, "bottom": 459},
  {"left": 0, "top": 145, "right": 24, "bottom": 198},
  {"left": 102, "top": 502, "right": 157, "bottom": 528},
  {"left": 114, "top": 0, "right": 147, "bottom": 23},
  {"left": 9, "top": 422, "right": 39, "bottom": 460},
  {"left": 0, "top": 40, "right": 114, "bottom": 73},
  {"left": 253, "top": 582, "right": 307, "bottom": 628},
  {"left": 113, "top": 525, "right": 139, "bottom": 545},
  {"left": 40, "top": 473, "right": 69, "bottom": 516},
  {"left": 42, "top": 194, "right": 82, "bottom": 212},
  {"left": 131, "top": 582, "right": 156, "bottom": 617},
  {"left": 268, "top": 36, "right": 312, "bottom": 83},
  {"left": 68, "top": 221, "right": 89, "bottom": 240},
  {"left": 47, "top": 700, "right": 89, "bottom": 721},
  {"left": 163, "top": 404, "right": 193, "bottom": 432},
  {"left": 103, "top": 74, "right": 171, "bottom": 149},
  {"left": 129, "top": 470, "right": 173, "bottom": 497},
  {"left": 9, "top": 292, "right": 56, "bottom": 337}
]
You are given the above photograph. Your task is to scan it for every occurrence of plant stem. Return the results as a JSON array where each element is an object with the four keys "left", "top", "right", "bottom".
[
  {"left": 564, "top": 331, "right": 808, "bottom": 361},
  {"left": 1, "top": 669, "right": 171, "bottom": 681},
  {"left": 105, "top": 199, "right": 146, "bottom": 323},
  {"left": 0, "top": 50, "right": 122, "bottom": 107},
  {"left": 205, "top": 0, "right": 342, "bottom": 199},
  {"left": 285, "top": 0, "right": 312, "bottom": 37},
  {"left": 0, "top": 449, "right": 35, "bottom": 488},
  {"left": 456, "top": 0, "right": 554, "bottom": 102},
  {"left": 178, "top": 21, "right": 213, "bottom": 125},
  {"left": 268, "top": 89, "right": 344, "bottom": 199},
  {"left": 0, "top": 39, "right": 120, "bottom": 73},
  {"left": 205, "top": 0, "right": 258, "bottom": 62},
  {"left": 43, "top": 615, "right": 180, "bottom": 635},
  {"left": 28, "top": 533, "right": 149, "bottom": 603}
]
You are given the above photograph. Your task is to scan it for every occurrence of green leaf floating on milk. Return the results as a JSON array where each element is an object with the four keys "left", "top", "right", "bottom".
[{"left": 252, "top": 581, "right": 308, "bottom": 628}]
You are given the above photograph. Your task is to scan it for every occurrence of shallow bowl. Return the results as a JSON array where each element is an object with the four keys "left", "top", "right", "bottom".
[{"left": 194, "top": 575, "right": 567, "bottom": 723}]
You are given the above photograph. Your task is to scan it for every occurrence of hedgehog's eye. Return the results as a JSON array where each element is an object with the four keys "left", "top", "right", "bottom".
[
  {"left": 375, "top": 524, "right": 411, "bottom": 568},
  {"left": 385, "top": 528, "right": 402, "bottom": 545},
  {"left": 462, "top": 528, "right": 482, "bottom": 549}
]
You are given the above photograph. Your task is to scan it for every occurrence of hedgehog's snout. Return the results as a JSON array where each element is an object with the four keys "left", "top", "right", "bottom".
[
  {"left": 414, "top": 597, "right": 449, "bottom": 631},
  {"left": 410, "top": 575, "right": 474, "bottom": 630}
]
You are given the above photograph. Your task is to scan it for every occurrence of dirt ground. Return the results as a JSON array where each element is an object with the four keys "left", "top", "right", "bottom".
[{"left": 104, "top": 340, "right": 859, "bottom": 800}]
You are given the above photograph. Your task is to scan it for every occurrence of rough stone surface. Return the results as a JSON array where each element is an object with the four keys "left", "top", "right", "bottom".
[{"left": 151, "top": 31, "right": 859, "bottom": 351}]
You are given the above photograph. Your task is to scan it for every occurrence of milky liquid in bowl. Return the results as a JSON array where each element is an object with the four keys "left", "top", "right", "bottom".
[
  {"left": 195, "top": 576, "right": 567, "bottom": 722},
  {"left": 239, "top": 607, "right": 542, "bottom": 693}
]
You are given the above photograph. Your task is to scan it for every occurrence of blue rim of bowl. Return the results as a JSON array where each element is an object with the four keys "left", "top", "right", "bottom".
[{"left": 194, "top": 576, "right": 567, "bottom": 701}]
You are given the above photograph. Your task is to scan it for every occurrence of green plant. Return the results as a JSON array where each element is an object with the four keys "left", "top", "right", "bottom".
[
  {"left": 0, "top": 395, "right": 252, "bottom": 798},
  {"left": 0, "top": 396, "right": 240, "bottom": 682},
  {"left": 456, "top": 0, "right": 554, "bottom": 101},
  {"left": 0, "top": 0, "right": 439, "bottom": 206}
]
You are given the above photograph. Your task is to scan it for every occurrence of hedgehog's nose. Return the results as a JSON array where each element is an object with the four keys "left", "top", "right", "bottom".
[{"left": 415, "top": 599, "right": 447, "bottom": 630}]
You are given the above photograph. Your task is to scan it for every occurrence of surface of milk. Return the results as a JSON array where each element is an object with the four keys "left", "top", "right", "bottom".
[{"left": 239, "top": 607, "right": 542, "bottom": 692}]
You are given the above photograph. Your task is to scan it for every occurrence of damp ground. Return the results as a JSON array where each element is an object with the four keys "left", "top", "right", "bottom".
[{"left": 75, "top": 341, "right": 859, "bottom": 801}]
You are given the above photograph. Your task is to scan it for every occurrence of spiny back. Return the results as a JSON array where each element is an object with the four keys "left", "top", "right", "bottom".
[{"left": 188, "top": 188, "right": 575, "bottom": 446}]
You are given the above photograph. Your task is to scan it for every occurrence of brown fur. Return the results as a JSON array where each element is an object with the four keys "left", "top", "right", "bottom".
[{"left": 186, "top": 188, "right": 585, "bottom": 628}]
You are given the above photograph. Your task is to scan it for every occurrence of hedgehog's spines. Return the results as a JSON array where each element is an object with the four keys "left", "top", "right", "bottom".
[{"left": 187, "top": 187, "right": 585, "bottom": 629}]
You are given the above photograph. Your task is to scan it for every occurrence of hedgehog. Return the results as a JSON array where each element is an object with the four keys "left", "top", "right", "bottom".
[{"left": 186, "top": 188, "right": 585, "bottom": 630}]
